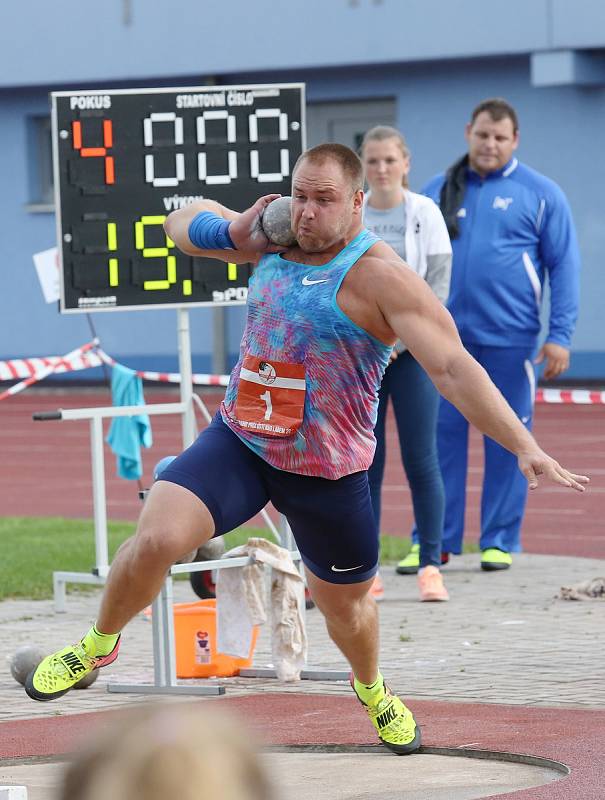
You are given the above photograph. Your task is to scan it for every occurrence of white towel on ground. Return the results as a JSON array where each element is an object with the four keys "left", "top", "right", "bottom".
[
  {"left": 559, "top": 577, "right": 605, "bottom": 600},
  {"left": 216, "top": 538, "right": 307, "bottom": 681}
]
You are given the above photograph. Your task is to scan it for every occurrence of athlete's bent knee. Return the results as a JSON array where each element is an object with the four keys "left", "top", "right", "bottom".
[
  {"left": 317, "top": 594, "right": 368, "bottom": 634},
  {"left": 132, "top": 523, "right": 196, "bottom": 570}
]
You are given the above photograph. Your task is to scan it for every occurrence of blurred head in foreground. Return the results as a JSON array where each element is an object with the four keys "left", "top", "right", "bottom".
[{"left": 58, "top": 703, "right": 274, "bottom": 800}]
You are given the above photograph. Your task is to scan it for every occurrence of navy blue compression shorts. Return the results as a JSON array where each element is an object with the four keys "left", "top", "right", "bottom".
[{"left": 158, "top": 414, "right": 379, "bottom": 585}]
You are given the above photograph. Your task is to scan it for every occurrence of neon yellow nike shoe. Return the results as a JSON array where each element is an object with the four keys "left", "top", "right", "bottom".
[
  {"left": 24, "top": 636, "right": 120, "bottom": 702},
  {"left": 481, "top": 548, "right": 512, "bottom": 571},
  {"left": 396, "top": 545, "right": 450, "bottom": 575},
  {"left": 351, "top": 676, "right": 421, "bottom": 755},
  {"left": 395, "top": 544, "right": 420, "bottom": 574}
]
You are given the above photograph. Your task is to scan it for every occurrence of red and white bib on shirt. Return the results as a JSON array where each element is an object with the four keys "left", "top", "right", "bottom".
[{"left": 234, "top": 353, "right": 306, "bottom": 437}]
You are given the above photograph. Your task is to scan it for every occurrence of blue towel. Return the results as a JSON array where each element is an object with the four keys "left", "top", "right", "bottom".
[{"left": 106, "top": 364, "right": 153, "bottom": 480}]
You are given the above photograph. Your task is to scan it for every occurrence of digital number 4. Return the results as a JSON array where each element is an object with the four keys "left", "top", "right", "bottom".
[{"left": 72, "top": 119, "right": 115, "bottom": 184}]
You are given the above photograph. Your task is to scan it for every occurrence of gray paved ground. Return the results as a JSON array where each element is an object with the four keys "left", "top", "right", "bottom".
[{"left": 1, "top": 553, "right": 604, "bottom": 722}]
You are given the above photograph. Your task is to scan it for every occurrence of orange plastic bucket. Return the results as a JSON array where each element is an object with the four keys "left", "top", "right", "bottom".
[{"left": 173, "top": 599, "right": 259, "bottom": 678}]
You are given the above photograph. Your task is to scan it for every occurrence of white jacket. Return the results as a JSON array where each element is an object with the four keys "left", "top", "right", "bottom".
[{"left": 364, "top": 189, "right": 452, "bottom": 304}]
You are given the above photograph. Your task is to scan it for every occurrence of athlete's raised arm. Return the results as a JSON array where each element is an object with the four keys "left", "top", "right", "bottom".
[
  {"left": 372, "top": 257, "right": 589, "bottom": 493},
  {"left": 164, "top": 194, "right": 286, "bottom": 263}
]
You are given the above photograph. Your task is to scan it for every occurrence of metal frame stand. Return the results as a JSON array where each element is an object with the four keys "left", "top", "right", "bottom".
[
  {"left": 107, "top": 553, "right": 348, "bottom": 695},
  {"left": 34, "top": 308, "right": 350, "bottom": 695},
  {"left": 108, "top": 575, "right": 226, "bottom": 696},
  {"left": 36, "top": 398, "right": 188, "bottom": 610}
]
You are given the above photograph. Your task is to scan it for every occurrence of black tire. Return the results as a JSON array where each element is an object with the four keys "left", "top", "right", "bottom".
[{"left": 189, "top": 568, "right": 217, "bottom": 599}]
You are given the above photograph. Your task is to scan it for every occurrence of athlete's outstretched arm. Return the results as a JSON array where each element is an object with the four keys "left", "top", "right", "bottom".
[
  {"left": 374, "top": 260, "right": 589, "bottom": 492},
  {"left": 164, "top": 194, "right": 286, "bottom": 263}
]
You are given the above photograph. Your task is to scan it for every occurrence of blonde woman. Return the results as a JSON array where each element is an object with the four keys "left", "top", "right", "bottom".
[{"left": 361, "top": 126, "right": 452, "bottom": 602}]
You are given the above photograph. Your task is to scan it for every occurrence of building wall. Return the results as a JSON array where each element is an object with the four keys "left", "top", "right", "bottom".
[
  {"left": 4, "top": 0, "right": 605, "bottom": 88},
  {"left": 1, "top": 1, "right": 604, "bottom": 380}
]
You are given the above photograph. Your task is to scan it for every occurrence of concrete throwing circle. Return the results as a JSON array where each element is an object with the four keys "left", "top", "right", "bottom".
[{"left": 0, "top": 746, "right": 567, "bottom": 800}]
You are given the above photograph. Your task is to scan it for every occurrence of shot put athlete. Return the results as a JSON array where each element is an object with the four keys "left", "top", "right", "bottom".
[{"left": 26, "top": 144, "right": 588, "bottom": 756}]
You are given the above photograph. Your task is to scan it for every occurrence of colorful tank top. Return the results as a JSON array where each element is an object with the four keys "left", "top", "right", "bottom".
[{"left": 220, "top": 229, "right": 392, "bottom": 479}]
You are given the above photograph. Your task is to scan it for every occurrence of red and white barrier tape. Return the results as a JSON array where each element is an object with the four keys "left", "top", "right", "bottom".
[
  {"left": 0, "top": 342, "right": 229, "bottom": 400},
  {"left": 536, "top": 388, "right": 605, "bottom": 405},
  {"left": 0, "top": 341, "right": 100, "bottom": 401},
  {"left": 95, "top": 349, "right": 230, "bottom": 387},
  {"left": 0, "top": 343, "right": 602, "bottom": 403},
  {"left": 0, "top": 349, "right": 101, "bottom": 381}
]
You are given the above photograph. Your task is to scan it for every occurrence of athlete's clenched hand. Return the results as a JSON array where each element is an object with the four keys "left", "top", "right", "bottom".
[{"left": 229, "top": 195, "right": 288, "bottom": 253}]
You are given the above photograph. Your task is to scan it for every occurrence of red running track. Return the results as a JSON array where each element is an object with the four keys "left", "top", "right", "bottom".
[
  {"left": 1, "top": 696, "right": 605, "bottom": 800},
  {"left": 1, "top": 388, "right": 603, "bottom": 559}
]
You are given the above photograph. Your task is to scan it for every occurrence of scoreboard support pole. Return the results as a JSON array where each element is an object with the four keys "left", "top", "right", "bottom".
[
  {"left": 177, "top": 307, "right": 196, "bottom": 448},
  {"left": 212, "top": 308, "right": 228, "bottom": 375}
]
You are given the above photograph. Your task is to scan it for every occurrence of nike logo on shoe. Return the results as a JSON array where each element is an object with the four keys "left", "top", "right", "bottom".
[
  {"left": 302, "top": 275, "right": 329, "bottom": 286},
  {"left": 376, "top": 704, "right": 398, "bottom": 729},
  {"left": 331, "top": 564, "right": 364, "bottom": 572},
  {"left": 60, "top": 651, "right": 87, "bottom": 677}
]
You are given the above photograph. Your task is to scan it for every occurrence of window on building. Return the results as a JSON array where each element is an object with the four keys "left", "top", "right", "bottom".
[
  {"left": 306, "top": 99, "right": 396, "bottom": 152},
  {"left": 27, "top": 115, "right": 54, "bottom": 208}
]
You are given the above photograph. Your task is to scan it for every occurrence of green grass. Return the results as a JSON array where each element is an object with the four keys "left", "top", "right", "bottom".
[
  {"left": 0, "top": 517, "right": 276, "bottom": 601},
  {"left": 0, "top": 517, "right": 476, "bottom": 601},
  {"left": 380, "top": 534, "right": 478, "bottom": 564},
  {"left": 379, "top": 534, "right": 414, "bottom": 564}
]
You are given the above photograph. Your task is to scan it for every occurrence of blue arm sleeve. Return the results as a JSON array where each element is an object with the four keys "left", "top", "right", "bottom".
[
  {"left": 188, "top": 211, "right": 235, "bottom": 250},
  {"left": 538, "top": 187, "right": 581, "bottom": 348}
]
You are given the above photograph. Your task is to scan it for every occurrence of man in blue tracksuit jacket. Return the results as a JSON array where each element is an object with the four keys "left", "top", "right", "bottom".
[{"left": 421, "top": 97, "right": 580, "bottom": 571}]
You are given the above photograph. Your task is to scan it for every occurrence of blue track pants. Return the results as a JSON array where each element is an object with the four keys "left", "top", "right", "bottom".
[{"left": 435, "top": 343, "right": 536, "bottom": 554}]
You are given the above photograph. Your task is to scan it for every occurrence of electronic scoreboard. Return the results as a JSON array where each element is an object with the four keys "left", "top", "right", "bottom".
[{"left": 51, "top": 84, "right": 305, "bottom": 313}]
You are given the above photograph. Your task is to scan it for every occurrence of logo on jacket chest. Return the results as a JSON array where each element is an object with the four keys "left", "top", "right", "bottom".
[{"left": 493, "top": 196, "right": 514, "bottom": 211}]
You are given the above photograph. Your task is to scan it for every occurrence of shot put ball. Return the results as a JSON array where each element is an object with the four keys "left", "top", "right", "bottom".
[
  {"left": 261, "top": 196, "right": 296, "bottom": 246},
  {"left": 74, "top": 669, "right": 99, "bottom": 689},
  {"left": 10, "top": 644, "right": 44, "bottom": 686}
]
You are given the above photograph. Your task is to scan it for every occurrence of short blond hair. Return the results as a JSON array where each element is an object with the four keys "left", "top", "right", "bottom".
[
  {"left": 59, "top": 704, "right": 274, "bottom": 800},
  {"left": 293, "top": 143, "right": 364, "bottom": 194}
]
